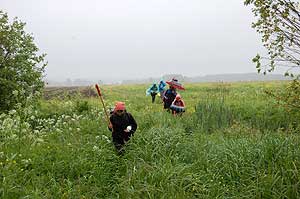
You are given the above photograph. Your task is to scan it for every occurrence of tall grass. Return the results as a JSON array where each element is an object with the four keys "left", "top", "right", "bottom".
[
  {"left": 1, "top": 81, "right": 300, "bottom": 198},
  {"left": 194, "top": 82, "right": 298, "bottom": 133}
]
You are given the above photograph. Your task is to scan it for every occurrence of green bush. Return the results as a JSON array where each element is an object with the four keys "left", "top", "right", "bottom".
[{"left": 0, "top": 11, "right": 46, "bottom": 112}]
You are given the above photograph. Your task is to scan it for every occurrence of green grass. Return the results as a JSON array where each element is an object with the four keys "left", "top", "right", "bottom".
[{"left": 1, "top": 81, "right": 300, "bottom": 198}]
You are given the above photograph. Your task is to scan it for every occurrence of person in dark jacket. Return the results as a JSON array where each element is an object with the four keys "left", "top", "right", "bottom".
[
  {"left": 163, "top": 78, "right": 185, "bottom": 111},
  {"left": 108, "top": 101, "right": 137, "bottom": 153},
  {"left": 163, "top": 85, "right": 177, "bottom": 110}
]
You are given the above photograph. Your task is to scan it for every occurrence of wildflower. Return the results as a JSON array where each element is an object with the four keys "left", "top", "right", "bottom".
[
  {"left": 102, "top": 135, "right": 111, "bottom": 143},
  {"left": 23, "top": 122, "right": 30, "bottom": 129},
  {"left": 0, "top": 113, "right": 6, "bottom": 119},
  {"left": 11, "top": 134, "right": 17, "bottom": 139},
  {"left": 36, "top": 138, "right": 44, "bottom": 143},
  {"left": 93, "top": 146, "right": 99, "bottom": 151},
  {"left": 101, "top": 135, "right": 108, "bottom": 140},
  {"left": 56, "top": 129, "right": 62, "bottom": 133},
  {"left": 33, "top": 130, "right": 40, "bottom": 134},
  {"left": 9, "top": 109, "right": 17, "bottom": 115},
  {"left": 12, "top": 90, "right": 18, "bottom": 96},
  {"left": 35, "top": 91, "right": 40, "bottom": 96}
]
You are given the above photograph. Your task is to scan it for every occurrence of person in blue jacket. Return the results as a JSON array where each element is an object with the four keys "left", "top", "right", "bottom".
[
  {"left": 158, "top": 80, "right": 166, "bottom": 101},
  {"left": 146, "top": 83, "right": 159, "bottom": 103}
]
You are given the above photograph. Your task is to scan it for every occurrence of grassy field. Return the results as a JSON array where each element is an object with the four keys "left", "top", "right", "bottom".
[{"left": 1, "top": 81, "right": 300, "bottom": 198}]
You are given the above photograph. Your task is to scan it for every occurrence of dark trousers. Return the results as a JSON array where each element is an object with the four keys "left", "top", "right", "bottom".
[
  {"left": 151, "top": 92, "right": 157, "bottom": 103},
  {"left": 112, "top": 132, "right": 132, "bottom": 154}
]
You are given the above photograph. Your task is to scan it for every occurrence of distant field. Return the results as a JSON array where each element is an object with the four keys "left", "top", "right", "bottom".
[
  {"left": 44, "top": 86, "right": 98, "bottom": 99},
  {"left": 1, "top": 81, "right": 300, "bottom": 198}
]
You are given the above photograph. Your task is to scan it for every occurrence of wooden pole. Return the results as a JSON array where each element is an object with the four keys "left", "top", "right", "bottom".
[{"left": 95, "top": 84, "right": 110, "bottom": 125}]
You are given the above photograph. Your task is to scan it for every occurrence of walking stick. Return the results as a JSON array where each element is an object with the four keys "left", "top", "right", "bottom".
[{"left": 95, "top": 84, "right": 110, "bottom": 126}]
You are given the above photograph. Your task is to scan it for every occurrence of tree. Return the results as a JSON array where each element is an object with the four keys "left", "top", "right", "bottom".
[
  {"left": 244, "top": 0, "right": 300, "bottom": 78},
  {"left": 0, "top": 11, "right": 47, "bottom": 112}
]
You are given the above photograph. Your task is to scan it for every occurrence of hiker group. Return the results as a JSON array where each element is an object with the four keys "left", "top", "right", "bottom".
[
  {"left": 146, "top": 78, "right": 186, "bottom": 115},
  {"left": 96, "top": 78, "right": 186, "bottom": 154}
]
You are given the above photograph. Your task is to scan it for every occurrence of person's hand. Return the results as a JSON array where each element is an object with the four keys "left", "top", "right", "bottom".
[
  {"left": 124, "top": 126, "right": 132, "bottom": 133},
  {"left": 108, "top": 123, "right": 113, "bottom": 129}
]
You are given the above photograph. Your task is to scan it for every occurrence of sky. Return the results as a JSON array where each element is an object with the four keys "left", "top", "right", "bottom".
[{"left": 1, "top": 0, "right": 267, "bottom": 81}]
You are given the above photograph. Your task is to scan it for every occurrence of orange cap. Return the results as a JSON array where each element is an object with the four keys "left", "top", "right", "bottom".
[{"left": 114, "top": 101, "right": 125, "bottom": 111}]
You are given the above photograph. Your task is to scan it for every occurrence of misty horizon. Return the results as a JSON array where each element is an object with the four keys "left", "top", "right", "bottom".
[
  {"left": 2, "top": 0, "right": 281, "bottom": 80},
  {"left": 43, "top": 72, "right": 289, "bottom": 86}
]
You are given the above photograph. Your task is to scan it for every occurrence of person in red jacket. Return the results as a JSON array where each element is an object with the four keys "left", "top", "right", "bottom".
[
  {"left": 170, "top": 94, "right": 185, "bottom": 116},
  {"left": 108, "top": 101, "right": 137, "bottom": 154}
]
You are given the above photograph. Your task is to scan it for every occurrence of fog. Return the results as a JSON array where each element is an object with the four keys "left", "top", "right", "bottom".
[{"left": 2, "top": 0, "right": 267, "bottom": 82}]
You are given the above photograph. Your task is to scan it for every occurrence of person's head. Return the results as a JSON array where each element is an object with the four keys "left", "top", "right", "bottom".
[
  {"left": 170, "top": 85, "right": 176, "bottom": 90},
  {"left": 175, "top": 94, "right": 181, "bottom": 101},
  {"left": 114, "top": 101, "right": 126, "bottom": 115}
]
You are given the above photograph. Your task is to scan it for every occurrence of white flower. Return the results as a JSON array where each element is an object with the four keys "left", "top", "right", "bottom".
[
  {"left": 101, "top": 135, "right": 108, "bottom": 140},
  {"left": 9, "top": 110, "right": 17, "bottom": 115},
  {"left": 35, "top": 91, "right": 40, "bottom": 96},
  {"left": 102, "top": 135, "right": 111, "bottom": 143},
  {"left": 36, "top": 138, "right": 44, "bottom": 143},
  {"left": 12, "top": 90, "right": 18, "bottom": 96},
  {"left": 23, "top": 122, "right": 30, "bottom": 129},
  {"left": 92, "top": 146, "right": 99, "bottom": 151},
  {"left": 10, "top": 134, "right": 17, "bottom": 139}
]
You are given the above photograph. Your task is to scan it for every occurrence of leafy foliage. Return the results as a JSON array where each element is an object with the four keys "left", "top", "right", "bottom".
[
  {"left": 265, "top": 80, "right": 300, "bottom": 130},
  {"left": 0, "top": 11, "right": 47, "bottom": 112},
  {"left": 244, "top": 0, "right": 300, "bottom": 77}
]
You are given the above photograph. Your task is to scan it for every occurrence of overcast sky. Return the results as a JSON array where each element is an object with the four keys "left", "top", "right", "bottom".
[{"left": 2, "top": 0, "right": 267, "bottom": 81}]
